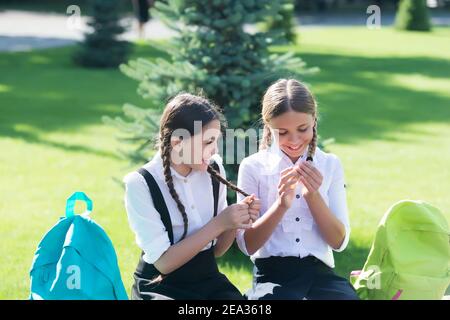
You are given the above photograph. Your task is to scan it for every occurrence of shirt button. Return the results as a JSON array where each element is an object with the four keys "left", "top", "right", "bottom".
[
  {"left": 191, "top": 205, "right": 195, "bottom": 210},
  {"left": 184, "top": 179, "right": 188, "bottom": 183},
  {"left": 296, "top": 217, "right": 300, "bottom": 222},
  {"left": 296, "top": 238, "right": 300, "bottom": 243},
  {"left": 296, "top": 194, "right": 300, "bottom": 199}
]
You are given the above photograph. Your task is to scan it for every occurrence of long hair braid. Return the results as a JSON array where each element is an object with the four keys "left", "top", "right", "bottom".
[
  {"left": 207, "top": 165, "right": 250, "bottom": 198},
  {"left": 259, "top": 124, "right": 272, "bottom": 151},
  {"left": 160, "top": 133, "right": 189, "bottom": 241},
  {"left": 306, "top": 119, "right": 317, "bottom": 161}
]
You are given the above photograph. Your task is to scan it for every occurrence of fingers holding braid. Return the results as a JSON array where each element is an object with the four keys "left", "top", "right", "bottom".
[{"left": 208, "top": 164, "right": 261, "bottom": 224}]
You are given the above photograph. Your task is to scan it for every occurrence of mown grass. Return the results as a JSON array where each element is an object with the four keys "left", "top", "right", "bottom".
[{"left": 1, "top": 27, "right": 449, "bottom": 298}]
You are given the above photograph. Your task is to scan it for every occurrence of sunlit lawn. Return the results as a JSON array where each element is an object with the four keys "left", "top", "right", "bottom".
[{"left": 1, "top": 27, "right": 449, "bottom": 299}]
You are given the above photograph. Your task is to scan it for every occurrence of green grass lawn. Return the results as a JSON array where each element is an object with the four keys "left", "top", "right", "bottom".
[{"left": 1, "top": 27, "right": 450, "bottom": 299}]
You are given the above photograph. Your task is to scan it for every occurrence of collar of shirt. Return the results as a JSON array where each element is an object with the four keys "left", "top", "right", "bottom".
[
  {"left": 150, "top": 151, "right": 201, "bottom": 182},
  {"left": 261, "top": 143, "right": 317, "bottom": 176},
  {"left": 258, "top": 144, "right": 325, "bottom": 209},
  {"left": 278, "top": 145, "right": 308, "bottom": 167}
]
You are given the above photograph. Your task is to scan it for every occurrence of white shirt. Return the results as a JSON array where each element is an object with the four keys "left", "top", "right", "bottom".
[
  {"left": 235, "top": 146, "right": 350, "bottom": 268},
  {"left": 123, "top": 152, "right": 228, "bottom": 265}
]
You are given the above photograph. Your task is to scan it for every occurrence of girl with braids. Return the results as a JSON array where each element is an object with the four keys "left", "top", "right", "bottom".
[
  {"left": 124, "top": 93, "right": 260, "bottom": 300},
  {"left": 236, "top": 79, "right": 358, "bottom": 300}
]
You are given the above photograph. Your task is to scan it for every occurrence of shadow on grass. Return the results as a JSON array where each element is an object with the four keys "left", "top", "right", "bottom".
[
  {"left": 2, "top": 47, "right": 449, "bottom": 147},
  {"left": 2, "top": 44, "right": 449, "bottom": 161},
  {"left": 217, "top": 243, "right": 253, "bottom": 274},
  {"left": 333, "top": 240, "right": 371, "bottom": 278},
  {"left": 4, "top": 129, "right": 122, "bottom": 159},
  {"left": 0, "top": 44, "right": 166, "bottom": 157}
]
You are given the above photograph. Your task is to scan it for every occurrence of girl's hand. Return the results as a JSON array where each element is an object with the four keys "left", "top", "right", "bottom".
[
  {"left": 241, "top": 194, "right": 261, "bottom": 224},
  {"left": 295, "top": 161, "right": 323, "bottom": 198},
  {"left": 277, "top": 167, "right": 300, "bottom": 209},
  {"left": 248, "top": 195, "right": 261, "bottom": 219},
  {"left": 216, "top": 203, "right": 252, "bottom": 231}
]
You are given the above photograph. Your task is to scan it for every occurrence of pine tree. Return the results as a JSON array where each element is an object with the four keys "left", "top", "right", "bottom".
[
  {"left": 105, "top": 0, "right": 317, "bottom": 168},
  {"left": 263, "top": 0, "right": 297, "bottom": 43},
  {"left": 395, "top": 0, "right": 432, "bottom": 31},
  {"left": 74, "top": 0, "right": 131, "bottom": 68}
]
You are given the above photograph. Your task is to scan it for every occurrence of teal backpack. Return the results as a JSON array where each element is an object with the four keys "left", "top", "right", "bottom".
[
  {"left": 351, "top": 200, "right": 450, "bottom": 300},
  {"left": 29, "top": 192, "right": 128, "bottom": 300}
]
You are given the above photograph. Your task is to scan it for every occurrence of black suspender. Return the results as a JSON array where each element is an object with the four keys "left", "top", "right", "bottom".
[
  {"left": 138, "top": 160, "right": 221, "bottom": 246},
  {"left": 138, "top": 168, "right": 175, "bottom": 245}
]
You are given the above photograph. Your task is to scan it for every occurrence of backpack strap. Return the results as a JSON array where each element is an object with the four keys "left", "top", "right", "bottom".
[{"left": 137, "top": 168, "right": 174, "bottom": 245}]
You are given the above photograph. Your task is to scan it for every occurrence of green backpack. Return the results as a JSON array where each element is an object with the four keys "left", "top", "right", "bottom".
[{"left": 351, "top": 200, "right": 450, "bottom": 300}]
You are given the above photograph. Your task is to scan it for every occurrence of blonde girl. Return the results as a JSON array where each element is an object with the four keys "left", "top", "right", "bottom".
[{"left": 236, "top": 79, "right": 358, "bottom": 300}]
